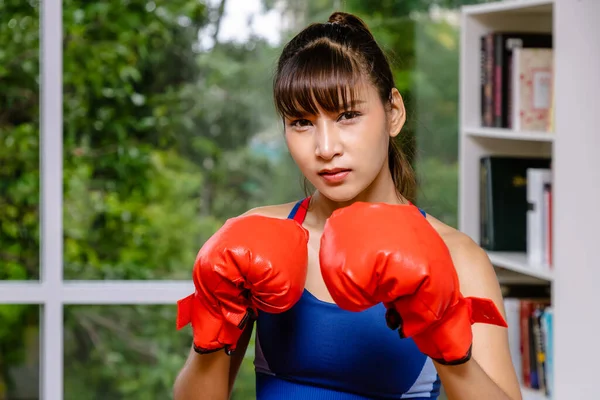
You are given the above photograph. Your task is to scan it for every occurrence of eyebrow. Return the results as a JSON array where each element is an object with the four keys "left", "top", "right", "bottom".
[{"left": 285, "top": 99, "right": 366, "bottom": 119}]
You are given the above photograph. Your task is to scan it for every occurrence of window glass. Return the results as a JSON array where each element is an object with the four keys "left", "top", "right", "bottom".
[
  {"left": 62, "top": 1, "right": 303, "bottom": 280},
  {"left": 0, "top": 304, "right": 40, "bottom": 399},
  {"left": 0, "top": 0, "right": 40, "bottom": 280}
]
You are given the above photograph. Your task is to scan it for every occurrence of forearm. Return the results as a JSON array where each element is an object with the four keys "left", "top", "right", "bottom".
[
  {"left": 227, "top": 321, "right": 255, "bottom": 394},
  {"left": 173, "top": 350, "right": 231, "bottom": 400},
  {"left": 174, "top": 369, "right": 229, "bottom": 400},
  {"left": 434, "top": 358, "right": 519, "bottom": 400}
]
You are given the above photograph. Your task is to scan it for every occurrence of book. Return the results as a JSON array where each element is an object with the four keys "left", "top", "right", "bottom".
[
  {"left": 541, "top": 308, "right": 554, "bottom": 398},
  {"left": 503, "top": 298, "right": 553, "bottom": 393},
  {"left": 479, "top": 32, "right": 552, "bottom": 128},
  {"left": 480, "top": 156, "right": 552, "bottom": 251},
  {"left": 544, "top": 183, "right": 553, "bottom": 267},
  {"left": 481, "top": 33, "right": 495, "bottom": 127},
  {"left": 504, "top": 298, "right": 523, "bottom": 384},
  {"left": 526, "top": 168, "right": 552, "bottom": 268},
  {"left": 512, "top": 48, "right": 554, "bottom": 131}
]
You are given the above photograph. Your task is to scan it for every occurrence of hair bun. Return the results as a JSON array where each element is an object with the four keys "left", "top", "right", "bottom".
[{"left": 327, "top": 11, "right": 371, "bottom": 33}]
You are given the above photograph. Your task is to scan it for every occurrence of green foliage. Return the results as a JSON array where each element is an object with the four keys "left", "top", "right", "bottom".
[
  {"left": 0, "top": 304, "right": 37, "bottom": 396},
  {"left": 412, "top": 18, "right": 461, "bottom": 164},
  {"left": 0, "top": 0, "right": 40, "bottom": 281},
  {"left": 61, "top": 0, "right": 209, "bottom": 280},
  {"left": 63, "top": 305, "right": 191, "bottom": 400},
  {"left": 415, "top": 158, "right": 459, "bottom": 227},
  {"left": 0, "top": 1, "right": 41, "bottom": 396}
]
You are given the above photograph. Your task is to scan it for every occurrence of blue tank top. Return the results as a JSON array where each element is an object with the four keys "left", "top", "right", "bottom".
[{"left": 254, "top": 198, "right": 441, "bottom": 399}]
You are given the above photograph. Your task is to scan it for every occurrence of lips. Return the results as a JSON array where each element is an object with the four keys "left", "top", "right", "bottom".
[
  {"left": 319, "top": 168, "right": 351, "bottom": 176},
  {"left": 318, "top": 168, "right": 352, "bottom": 183}
]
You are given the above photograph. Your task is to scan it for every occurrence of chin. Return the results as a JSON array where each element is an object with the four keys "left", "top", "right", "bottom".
[{"left": 316, "top": 184, "right": 364, "bottom": 204}]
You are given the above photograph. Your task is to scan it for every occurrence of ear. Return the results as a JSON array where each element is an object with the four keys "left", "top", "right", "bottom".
[{"left": 388, "top": 88, "right": 406, "bottom": 138}]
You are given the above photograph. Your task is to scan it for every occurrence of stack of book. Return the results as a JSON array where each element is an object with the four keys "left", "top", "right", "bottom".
[
  {"left": 504, "top": 294, "right": 553, "bottom": 398},
  {"left": 480, "top": 31, "right": 554, "bottom": 132},
  {"left": 480, "top": 155, "right": 552, "bottom": 267}
]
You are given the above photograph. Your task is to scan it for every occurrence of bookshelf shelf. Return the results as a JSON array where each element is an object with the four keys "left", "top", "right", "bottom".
[
  {"left": 487, "top": 251, "right": 553, "bottom": 282},
  {"left": 521, "top": 386, "right": 548, "bottom": 400},
  {"left": 462, "top": 0, "right": 553, "bottom": 16},
  {"left": 464, "top": 127, "right": 554, "bottom": 142}
]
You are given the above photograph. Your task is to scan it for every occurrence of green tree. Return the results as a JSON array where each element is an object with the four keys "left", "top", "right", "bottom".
[
  {"left": 0, "top": 1, "right": 40, "bottom": 281},
  {"left": 60, "top": 0, "right": 300, "bottom": 398},
  {"left": 0, "top": 1, "right": 41, "bottom": 396}
]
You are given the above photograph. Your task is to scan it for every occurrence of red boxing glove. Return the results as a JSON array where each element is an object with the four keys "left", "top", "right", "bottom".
[
  {"left": 176, "top": 214, "right": 309, "bottom": 355},
  {"left": 320, "top": 202, "right": 507, "bottom": 365}
]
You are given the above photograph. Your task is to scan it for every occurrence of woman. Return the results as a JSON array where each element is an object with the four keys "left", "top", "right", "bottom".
[{"left": 173, "top": 11, "right": 522, "bottom": 400}]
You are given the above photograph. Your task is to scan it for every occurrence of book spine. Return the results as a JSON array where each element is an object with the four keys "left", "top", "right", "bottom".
[
  {"left": 485, "top": 33, "right": 494, "bottom": 127},
  {"left": 512, "top": 48, "right": 522, "bottom": 131},
  {"left": 520, "top": 300, "right": 532, "bottom": 387},
  {"left": 480, "top": 157, "right": 492, "bottom": 249},
  {"left": 494, "top": 34, "right": 504, "bottom": 127},
  {"left": 481, "top": 35, "right": 487, "bottom": 127},
  {"left": 544, "top": 183, "right": 553, "bottom": 267},
  {"left": 527, "top": 168, "right": 552, "bottom": 268},
  {"left": 507, "top": 50, "right": 514, "bottom": 129},
  {"left": 541, "top": 308, "right": 553, "bottom": 397}
]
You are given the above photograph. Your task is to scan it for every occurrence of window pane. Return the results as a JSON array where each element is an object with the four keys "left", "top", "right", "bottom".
[
  {"left": 62, "top": 1, "right": 303, "bottom": 280},
  {"left": 0, "top": 304, "right": 40, "bottom": 399},
  {"left": 413, "top": 8, "right": 463, "bottom": 228},
  {"left": 0, "top": 1, "right": 40, "bottom": 280},
  {"left": 63, "top": 305, "right": 256, "bottom": 399}
]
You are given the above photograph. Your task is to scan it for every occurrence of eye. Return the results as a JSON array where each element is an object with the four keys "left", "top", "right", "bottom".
[
  {"left": 338, "top": 111, "right": 361, "bottom": 122},
  {"left": 288, "top": 119, "right": 312, "bottom": 129}
]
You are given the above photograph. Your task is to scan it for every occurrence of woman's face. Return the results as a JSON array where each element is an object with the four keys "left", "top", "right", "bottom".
[{"left": 284, "top": 83, "right": 405, "bottom": 203}]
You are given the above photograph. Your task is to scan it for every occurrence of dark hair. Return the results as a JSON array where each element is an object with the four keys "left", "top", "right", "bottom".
[{"left": 273, "top": 11, "right": 416, "bottom": 202}]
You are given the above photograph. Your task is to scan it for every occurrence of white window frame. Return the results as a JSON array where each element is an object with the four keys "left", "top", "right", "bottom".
[{"left": 0, "top": 2, "right": 193, "bottom": 399}]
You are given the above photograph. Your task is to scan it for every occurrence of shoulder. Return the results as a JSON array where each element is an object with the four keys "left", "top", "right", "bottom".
[
  {"left": 425, "top": 213, "right": 499, "bottom": 299},
  {"left": 241, "top": 201, "right": 299, "bottom": 220}
]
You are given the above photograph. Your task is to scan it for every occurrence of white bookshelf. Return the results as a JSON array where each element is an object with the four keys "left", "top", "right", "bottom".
[
  {"left": 489, "top": 251, "right": 553, "bottom": 282},
  {"left": 464, "top": 127, "right": 555, "bottom": 142},
  {"left": 520, "top": 387, "right": 551, "bottom": 400},
  {"left": 459, "top": 0, "right": 555, "bottom": 285},
  {"left": 459, "top": 0, "right": 600, "bottom": 399}
]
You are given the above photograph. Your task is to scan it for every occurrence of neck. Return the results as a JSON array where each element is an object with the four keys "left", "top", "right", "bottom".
[{"left": 309, "top": 164, "right": 407, "bottom": 224}]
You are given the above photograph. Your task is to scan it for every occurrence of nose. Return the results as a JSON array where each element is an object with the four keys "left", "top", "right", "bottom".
[{"left": 314, "top": 122, "right": 342, "bottom": 160}]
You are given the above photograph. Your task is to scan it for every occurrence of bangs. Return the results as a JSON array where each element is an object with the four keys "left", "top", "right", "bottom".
[{"left": 274, "top": 40, "right": 364, "bottom": 119}]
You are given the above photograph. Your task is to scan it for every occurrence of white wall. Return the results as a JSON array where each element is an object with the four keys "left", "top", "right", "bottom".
[{"left": 553, "top": 0, "right": 600, "bottom": 398}]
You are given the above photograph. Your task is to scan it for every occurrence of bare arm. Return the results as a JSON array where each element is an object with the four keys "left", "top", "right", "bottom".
[
  {"left": 173, "top": 348, "right": 231, "bottom": 400},
  {"left": 435, "top": 234, "right": 522, "bottom": 400},
  {"left": 173, "top": 321, "right": 254, "bottom": 400},
  {"left": 228, "top": 320, "right": 255, "bottom": 393}
]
